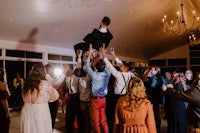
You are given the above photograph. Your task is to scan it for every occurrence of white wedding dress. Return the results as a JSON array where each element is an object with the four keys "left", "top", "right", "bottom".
[{"left": 20, "top": 80, "right": 59, "bottom": 133}]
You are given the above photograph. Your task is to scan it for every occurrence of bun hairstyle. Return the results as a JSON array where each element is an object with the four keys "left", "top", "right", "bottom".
[
  {"left": 23, "top": 63, "right": 46, "bottom": 94},
  {"left": 126, "top": 77, "right": 147, "bottom": 108},
  {"left": 31, "top": 63, "right": 46, "bottom": 79}
]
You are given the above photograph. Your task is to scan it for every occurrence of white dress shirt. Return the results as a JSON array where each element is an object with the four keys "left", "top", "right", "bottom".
[
  {"left": 65, "top": 75, "right": 86, "bottom": 94},
  {"left": 103, "top": 57, "right": 133, "bottom": 95}
]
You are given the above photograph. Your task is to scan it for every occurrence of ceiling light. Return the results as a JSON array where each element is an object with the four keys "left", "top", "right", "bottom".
[
  {"left": 54, "top": 29, "right": 59, "bottom": 32},
  {"left": 162, "top": 0, "right": 200, "bottom": 35},
  {"left": 162, "top": 0, "right": 200, "bottom": 46},
  {"left": 9, "top": 18, "right": 13, "bottom": 22},
  {"left": 189, "top": 34, "right": 200, "bottom": 47}
]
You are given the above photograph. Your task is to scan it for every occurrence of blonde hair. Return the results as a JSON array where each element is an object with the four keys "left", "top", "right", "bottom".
[{"left": 126, "top": 77, "right": 147, "bottom": 108}]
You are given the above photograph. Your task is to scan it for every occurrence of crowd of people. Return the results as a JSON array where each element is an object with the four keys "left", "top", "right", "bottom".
[{"left": 0, "top": 16, "right": 200, "bottom": 133}]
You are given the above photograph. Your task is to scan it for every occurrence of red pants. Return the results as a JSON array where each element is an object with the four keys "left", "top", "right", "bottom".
[{"left": 90, "top": 97, "right": 109, "bottom": 133}]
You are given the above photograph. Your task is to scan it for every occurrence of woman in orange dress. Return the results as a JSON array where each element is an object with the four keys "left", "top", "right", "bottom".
[
  {"left": 113, "top": 77, "right": 156, "bottom": 133},
  {"left": 0, "top": 68, "right": 11, "bottom": 133}
]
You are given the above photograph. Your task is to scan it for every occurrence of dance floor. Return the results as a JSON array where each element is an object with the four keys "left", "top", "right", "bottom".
[{"left": 9, "top": 107, "right": 167, "bottom": 133}]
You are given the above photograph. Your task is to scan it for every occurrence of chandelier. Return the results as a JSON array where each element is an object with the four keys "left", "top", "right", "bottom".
[
  {"left": 162, "top": 0, "right": 200, "bottom": 46},
  {"left": 189, "top": 34, "right": 200, "bottom": 46}
]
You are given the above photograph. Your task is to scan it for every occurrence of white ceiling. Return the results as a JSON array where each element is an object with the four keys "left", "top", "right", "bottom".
[{"left": 0, "top": 0, "right": 199, "bottom": 60}]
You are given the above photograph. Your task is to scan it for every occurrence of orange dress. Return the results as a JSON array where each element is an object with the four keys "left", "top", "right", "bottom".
[{"left": 113, "top": 96, "right": 157, "bottom": 133}]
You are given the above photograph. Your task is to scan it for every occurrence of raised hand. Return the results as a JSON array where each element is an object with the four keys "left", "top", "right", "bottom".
[
  {"left": 89, "top": 44, "right": 96, "bottom": 54},
  {"left": 109, "top": 47, "right": 114, "bottom": 54},
  {"left": 162, "top": 84, "right": 167, "bottom": 91},
  {"left": 167, "top": 84, "right": 174, "bottom": 89},
  {"left": 100, "top": 44, "right": 107, "bottom": 58},
  {"left": 87, "top": 44, "right": 95, "bottom": 60},
  {"left": 109, "top": 47, "right": 116, "bottom": 58}
]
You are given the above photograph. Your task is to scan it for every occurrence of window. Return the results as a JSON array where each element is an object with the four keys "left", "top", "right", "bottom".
[
  {"left": 168, "top": 58, "right": 187, "bottom": 66},
  {"left": 6, "top": 50, "right": 25, "bottom": 57},
  {"left": 190, "top": 51, "right": 200, "bottom": 57},
  {"left": 48, "top": 54, "right": 73, "bottom": 61},
  {"left": 149, "top": 60, "right": 166, "bottom": 66},
  {"left": 5, "top": 60, "right": 24, "bottom": 91},
  {"left": 61, "top": 55, "right": 73, "bottom": 61},
  {"left": 26, "top": 51, "right": 42, "bottom": 59},
  {"left": 48, "top": 54, "right": 60, "bottom": 60},
  {"left": 190, "top": 58, "right": 200, "bottom": 65},
  {"left": 0, "top": 60, "right": 3, "bottom": 68}
]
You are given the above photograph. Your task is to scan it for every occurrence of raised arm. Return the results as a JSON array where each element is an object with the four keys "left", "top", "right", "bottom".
[
  {"left": 163, "top": 84, "right": 200, "bottom": 104},
  {"left": 100, "top": 45, "right": 120, "bottom": 78},
  {"left": 84, "top": 44, "right": 95, "bottom": 78},
  {"left": 76, "top": 50, "right": 82, "bottom": 68},
  {"left": 109, "top": 47, "right": 123, "bottom": 66}
]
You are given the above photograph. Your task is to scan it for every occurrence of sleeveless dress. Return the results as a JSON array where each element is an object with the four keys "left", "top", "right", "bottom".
[{"left": 20, "top": 80, "right": 59, "bottom": 133}]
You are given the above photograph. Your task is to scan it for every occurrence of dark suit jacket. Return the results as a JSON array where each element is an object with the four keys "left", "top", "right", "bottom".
[
  {"left": 165, "top": 85, "right": 200, "bottom": 128},
  {"left": 74, "top": 28, "right": 113, "bottom": 51}
]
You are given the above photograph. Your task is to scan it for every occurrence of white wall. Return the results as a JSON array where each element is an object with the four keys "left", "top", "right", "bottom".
[
  {"left": 0, "top": 39, "right": 75, "bottom": 56},
  {"left": 150, "top": 44, "right": 189, "bottom": 60},
  {"left": 150, "top": 44, "right": 190, "bottom": 69},
  {"left": 0, "top": 39, "right": 148, "bottom": 64}
]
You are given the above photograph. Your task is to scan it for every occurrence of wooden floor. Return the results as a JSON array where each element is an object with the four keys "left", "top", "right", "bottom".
[
  {"left": 9, "top": 107, "right": 167, "bottom": 133},
  {"left": 9, "top": 108, "right": 67, "bottom": 133}
]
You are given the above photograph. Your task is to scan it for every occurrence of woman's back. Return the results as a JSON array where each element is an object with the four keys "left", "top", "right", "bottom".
[
  {"left": 22, "top": 80, "right": 58, "bottom": 104},
  {"left": 114, "top": 96, "right": 156, "bottom": 133},
  {"left": 20, "top": 80, "right": 59, "bottom": 133}
]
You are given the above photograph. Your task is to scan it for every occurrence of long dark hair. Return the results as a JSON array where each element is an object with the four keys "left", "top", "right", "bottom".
[{"left": 23, "top": 63, "right": 46, "bottom": 94}]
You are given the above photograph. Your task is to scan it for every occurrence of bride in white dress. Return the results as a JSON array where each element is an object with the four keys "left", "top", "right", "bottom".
[{"left": 20, "top": 63, "right": 59, "bottom": 133}]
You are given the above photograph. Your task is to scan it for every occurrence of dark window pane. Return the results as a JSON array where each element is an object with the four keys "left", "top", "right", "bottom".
[
  {"left": 26, "top": 62, "right": 41, "bottom": 77},
  {"left": 167, "top": 67, "right": 187, "bottom": 73},
  {"left": 0, "top": 49, "right": 2, "bottom": 56},
  {"left": 168, "top": 58, "right": 187, "bottom": 66},
  {"left": 48, "top": 54, "right": 60, "bottom": 60},
  {"left": 0, "top": 60, "right": 3, "bottom": 68},
  {"left": 190, "top": 58, "right": 200, "bottom": 65},
  {"left": 48, "top": 54, "right": 73, "bottom": 61},
  {"left": 190, "top": 45, "right": 200, "bottom": 51},
  {"left": 191, "top": 66, "right": 200, "bottom": 75},
  {"left": 149, "top": 60, "right": 166, "bottom": 66},
  {"left": 26, "top": 51, "right": 42, "bottom": 59},
  {"left": 61, "top": 55, "right": 73, "bottom": 61},
  {"left": 6, "top": 50, "right": 25, "bottom": 58},
  {"left": 190, "top": 51, "right": 200, "bottom": 57},
  {"left": 5, "top": 61, "right": 24, "bottom": 92}
]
